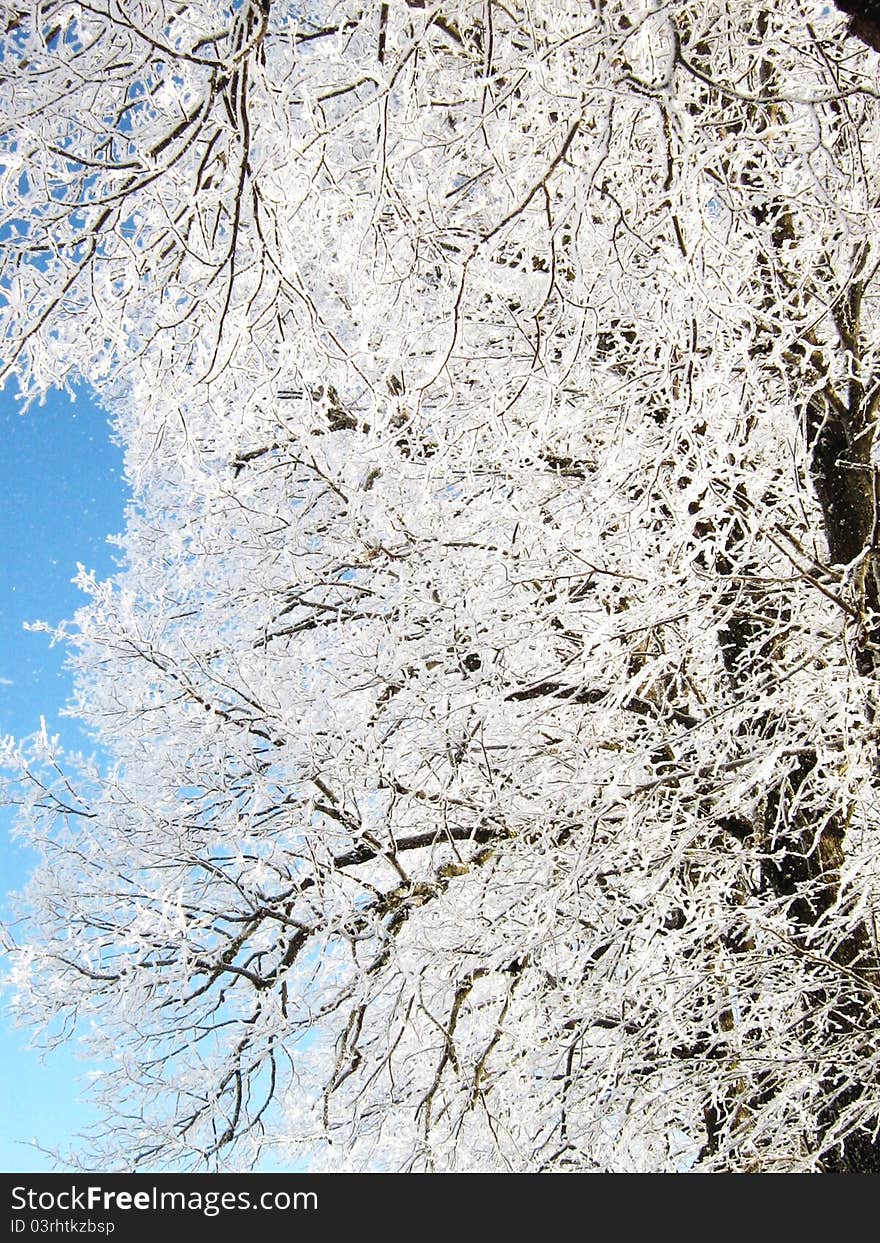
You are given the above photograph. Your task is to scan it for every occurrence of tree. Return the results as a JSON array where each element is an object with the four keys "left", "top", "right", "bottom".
[
  {"left": 833, "top": 0, "right": 880, "bottom": 54},
  {"left": 3, "top": 0, "right": 880, "bottom": 1171}
]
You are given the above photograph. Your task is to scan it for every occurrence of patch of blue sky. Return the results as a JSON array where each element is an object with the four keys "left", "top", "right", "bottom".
[{"left": 0, "top": 382, "right": 127, "bottom": 1171}]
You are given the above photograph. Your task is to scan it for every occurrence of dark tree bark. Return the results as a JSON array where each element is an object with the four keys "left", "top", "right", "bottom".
[{"left": 835, "top": 0, "right": 880, "bottom": 53}]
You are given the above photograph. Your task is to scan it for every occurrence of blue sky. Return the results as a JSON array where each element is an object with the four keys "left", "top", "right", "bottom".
[{"left": 0, "top": 384, "right": 128, "bottom": 1172}]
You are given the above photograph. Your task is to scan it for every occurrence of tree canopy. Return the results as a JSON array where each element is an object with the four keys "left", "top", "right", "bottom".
[{"left": 3, "top": 0, "right": 880, "bottom": 1171}]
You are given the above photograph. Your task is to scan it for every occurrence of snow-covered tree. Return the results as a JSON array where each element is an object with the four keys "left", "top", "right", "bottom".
[{"left": 4, "top": 0, "right": 880, "bottom": 1171}]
